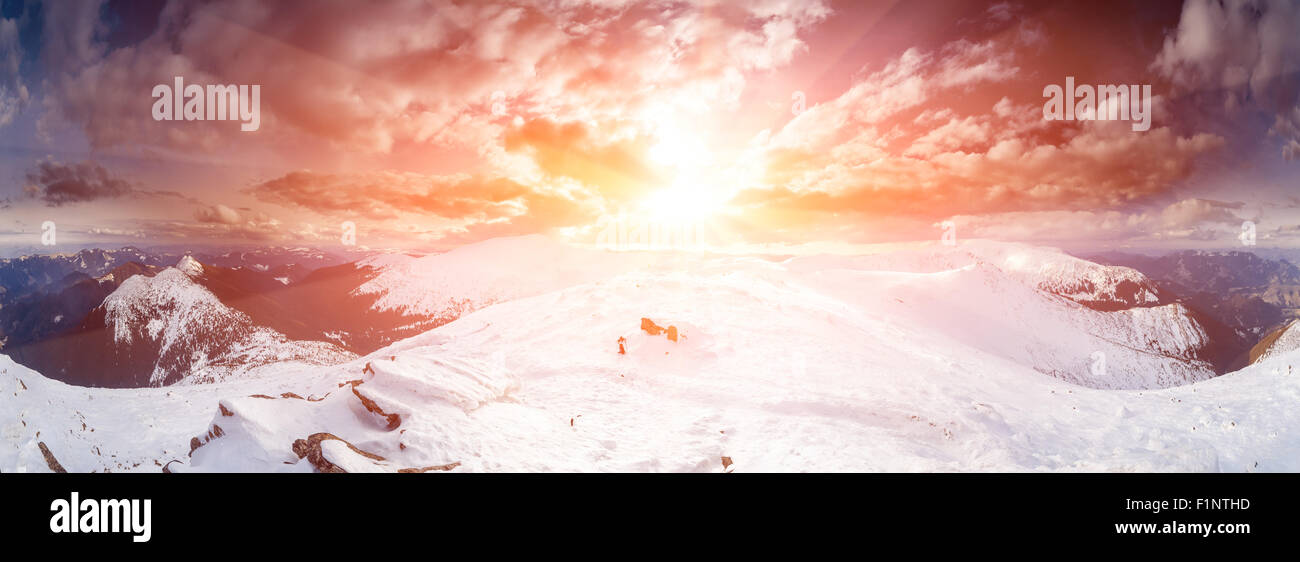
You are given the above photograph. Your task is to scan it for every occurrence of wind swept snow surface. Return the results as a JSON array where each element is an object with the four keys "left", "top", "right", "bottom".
[{"left": 2, "top": 238, "right": 1295, "bottom": 472}]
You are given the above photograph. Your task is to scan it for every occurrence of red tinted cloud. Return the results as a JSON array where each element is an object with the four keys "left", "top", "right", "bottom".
[
  {"left": 946, "top": 197, "right": 1251, "bottom": 246},
  {"left": 40, "top": 0, "right": 831, "bottom": 155},
  {"left": 246, "top": 169, "right": 597, "bottom": 230},
  {"left": 22, "top": 0, "right": 1262, "bottom": 249},
  {"left": 193, "top": 204, "right": 245, "bottom": 225},
  {"left": 504, "top": 118, "right": 666, "bottom": 202},
  {"left": 732, "top": 31, "right": 1224, "bottom": 230}
]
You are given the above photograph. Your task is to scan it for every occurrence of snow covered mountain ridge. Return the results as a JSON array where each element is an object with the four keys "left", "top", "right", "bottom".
[
  {"left": 795, "top": 241, "right": 1164, "bottom": 310},
  {"left": 100, "top": 257, "right": 354, "bottom": 386},
  {"left": 2, "top": 236, "right": 1285, "bottom": 473},
  {"left": 1251, "top": 319, "right": 1300, "bottom": 364},
  {"left": 351, "top": 236, "right": 1208, "bottom": 389}
]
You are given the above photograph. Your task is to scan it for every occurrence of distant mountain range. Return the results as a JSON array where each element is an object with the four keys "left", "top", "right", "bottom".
[
  {"left": 0, "top": 246, "right": 356, "bottom": 305},
  {"left": 1085, "top": 250, "right": 1300, "bottom": 371},
  {"left": 0, "top": 246, "right": 439, "bottom": 387}
]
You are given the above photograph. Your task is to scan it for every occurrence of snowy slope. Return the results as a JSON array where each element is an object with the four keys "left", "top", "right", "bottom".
[
  {"left": 10, "top": 238, "right": 1300, "bottom": 473},
  {"left": 1, "top": 265, "right": 1294, "bottom": 473},
  {"left": 358, "top": 237, "right": 1211, "bottom": 390},
  {"left": 1252, "top": 319, "right": 1300, "bottom": 364},
  {"left": 2, "top": 237, "right": 1290, "bottom": 473},
  {"left": 795, "top": 241, "right": 1164, "bottom": 309},
  {"left": 0, "top": 356, "right": 331, "bottom": 472},
  {"left": 354, "top": 235, "right": 660, "bottom": 321},
  {"left": 787, "top": 260, "right": 1212, "bottom": 390},
  {"left": 101, "top": 259, "right": 354, "bottom": 385}
]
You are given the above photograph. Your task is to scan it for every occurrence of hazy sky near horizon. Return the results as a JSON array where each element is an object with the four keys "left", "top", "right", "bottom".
[{"left": 0, "top": 0, "right": 1298, "bottom": 252}]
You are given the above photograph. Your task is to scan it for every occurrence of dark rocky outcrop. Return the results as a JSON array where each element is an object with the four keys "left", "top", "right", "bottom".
[
  {"left": 351, "top": 385, "right": 402, "bottom": 430},
  {"left": 291, "top": 432, "right": 385, "bottom": 473},
  {"left": 38, "top": 442, "right": 67, "bottom": 473},
  {"left": 398, "top": 462, "right": 461, "bottom": 473}
]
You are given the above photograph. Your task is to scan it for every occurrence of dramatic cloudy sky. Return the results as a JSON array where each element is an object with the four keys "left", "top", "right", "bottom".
[{"left": 0, "top": 0, "right": 1297, "bottom": 251}]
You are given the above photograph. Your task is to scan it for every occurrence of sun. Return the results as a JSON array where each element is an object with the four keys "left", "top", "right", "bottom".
[
  {"left": 642, "top": 180, "right": 729, "bottom": 222},
  {"left": 648, "top": 129, "right": 709, "bottom": 170},
  {"left": 641, "top": 127, "right": 730, "bottom": 223}
]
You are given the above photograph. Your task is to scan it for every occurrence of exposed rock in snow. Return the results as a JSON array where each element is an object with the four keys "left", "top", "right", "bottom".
[{"left": 176, "top": 255, "right": 204, "bottom": 277}]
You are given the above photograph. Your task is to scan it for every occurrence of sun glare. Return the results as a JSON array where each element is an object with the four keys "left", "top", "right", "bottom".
[
  {"left": 642, "top": 124, "right": 731, "bottom": 222},
  {"left": 642, "top": 180, "right": 729, "bottom": 222}
]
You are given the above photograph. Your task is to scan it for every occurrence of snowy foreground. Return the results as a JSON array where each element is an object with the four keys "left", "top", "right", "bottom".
[{"left": 3, "top": 236, "right": 1299, "bottom": 472}]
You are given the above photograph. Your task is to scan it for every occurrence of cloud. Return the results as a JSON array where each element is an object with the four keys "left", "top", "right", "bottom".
[
  {"left": 84, "top": 227, "right": 147, "bottom": 238},
  {"left": 38, "top": 0, "right": 831, "bottom": 155},
  {"left": 249, "top": 170, "right": 519, "bottom": 220},
  {"left": 0, "top": 16, "right": 28, "bottom": 128},
  {"left": 903, "top": 114, "right": 993, "bottom": 158},
  {"left": 503, "top": 118, "right": 665, "bottom": 203},
  {"left": 1158, "top": 198, "right": 1246, "bottom": 228},
  {"left": 730, "top": 34, "right": 1224, "bottom": 232},
  {"left": 1153, "top": 0, "right": 1300, "bottom": 159},
  {"left": 126, "top": 219, "right": 283, "bottom": 242},
  {"left": 193, "top": 204, "right": 244, "bottom": 224},
  {"left": 246, "top": 170, "right": 598, "bottom": 237},
  {"left": 22, "top": 159, "right": 135, "bottom": 206},
  {"left": 38, "top": 0, "right": 106, "bottom": 75},
  {"left": 14, "top": 0, "right": 1271, "bottom": 250},
  {"left": 15, "top": 158, "right": 199, "bottom": 208},
  {"left": 945, "top": 198, "right": 1249, "bottom": 245},
  {"left": 744, "top": 125, "right": 1215, "bottom": 224}
]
